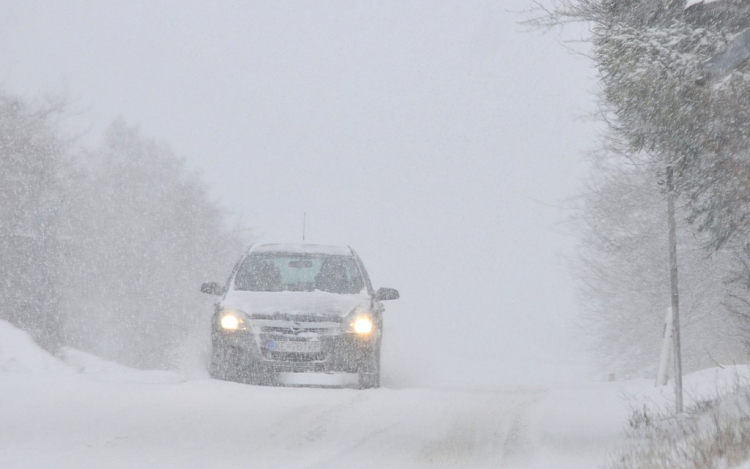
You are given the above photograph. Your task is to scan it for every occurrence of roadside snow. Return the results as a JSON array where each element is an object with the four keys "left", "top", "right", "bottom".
[
  {"left": 0, "top": 320, "right": 184, "bottom": 384},
  {"left": 0, "top": 320, "right": 70, "bottom": 374},
  {"left": 604, "top": 366, "right": 750, "bottom": 468},
  {"left": 626, "top": 365, "right": 750, "bottom": 412},
  {"left": 59, "top": 347, "right": 184, "bottom": 384}
]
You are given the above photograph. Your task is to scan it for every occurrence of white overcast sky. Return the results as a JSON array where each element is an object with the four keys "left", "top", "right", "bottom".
[{"left": 1, "top": 1, "right": 599, "bottom": 386}]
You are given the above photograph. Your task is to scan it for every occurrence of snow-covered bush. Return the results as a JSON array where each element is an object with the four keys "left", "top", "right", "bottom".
[{"left": 609, "top": 383, "right": 750, "bottom": 468}]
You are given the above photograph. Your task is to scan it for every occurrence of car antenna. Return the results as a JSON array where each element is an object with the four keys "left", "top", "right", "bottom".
[{"left": 302, "top": 212, "right": 306, "bottom": 242}]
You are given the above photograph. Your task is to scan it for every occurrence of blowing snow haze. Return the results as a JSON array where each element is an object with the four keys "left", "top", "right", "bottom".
[
  {"left": 0, "top": 1, "right": 597, "bottom": 385},
  {"left": 12, "top": 2, "right": 750, "bottom": 468}
]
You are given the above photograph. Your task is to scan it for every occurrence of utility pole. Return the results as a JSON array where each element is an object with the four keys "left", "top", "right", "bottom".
[{"left": 666, "top": 165, "right": 684, "bottom": 413}]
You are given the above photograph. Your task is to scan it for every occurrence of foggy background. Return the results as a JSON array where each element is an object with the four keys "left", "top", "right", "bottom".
[{"left": 0, "top": 1, "right": 598, "bottom": 386}]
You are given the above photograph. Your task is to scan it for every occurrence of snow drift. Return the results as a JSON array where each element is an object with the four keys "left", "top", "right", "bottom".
[{"left": 0, "top": 320, "right": 70, "bottom": 374}]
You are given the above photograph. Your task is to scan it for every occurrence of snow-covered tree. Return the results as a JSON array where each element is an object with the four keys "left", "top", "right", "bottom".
[
  {"left": 546, "top": 0, "right": 750, "bottom": 249},
  {"left": 685, "top": 0, "right": 750, "bottom": 31},
  {"left": 0, "top": 95, "right": 69, "bottom": 350},
  {"left": 574, "top": 149, "right": 745, "bottom": 377},
  {"left": 540, "top": 0, "right": 750, "bottom": 372},
  {"left": 60, "top": 119, "right": 243, "bottom": 369},
  {"left": 0, "top": 90, "right": 245, "bottom": 368}
]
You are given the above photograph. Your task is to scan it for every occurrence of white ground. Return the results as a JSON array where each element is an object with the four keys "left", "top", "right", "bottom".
[{"left": 2, "top": 321, "right": 746, "bottom": 469}]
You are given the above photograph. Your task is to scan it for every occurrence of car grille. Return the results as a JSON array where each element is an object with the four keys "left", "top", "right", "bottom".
[
  {"left": 249, "top": 313, "right": 344, "bottom": 323},
  {"left": 248, "top": 313, "right": 342, "bottom": 362},
  {"left": 249, "top": 315, "right": 342, "bottom": 337},
  {"left": 260, "top": 325, "right": 337, "bottom": 335},
  {"left": 264, "top": 350, "right": 328, "bottom": 362}
]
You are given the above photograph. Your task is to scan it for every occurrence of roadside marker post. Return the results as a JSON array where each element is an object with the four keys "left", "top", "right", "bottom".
[{"left": 656, "top": 307, "right": 674, "bottom": 387}]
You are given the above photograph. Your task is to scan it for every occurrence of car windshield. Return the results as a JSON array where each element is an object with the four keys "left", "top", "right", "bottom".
[{"left": 234, "top": 253, "right": 365, "bottom": 294}]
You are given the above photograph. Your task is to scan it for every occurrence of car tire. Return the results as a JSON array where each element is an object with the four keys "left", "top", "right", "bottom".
[
  {"left": 210, "top": 340, "right": 270, "bottom": 385},
  {"left": 357, "top": 348, "right": 381, "bottom": 389},
  {"left": 210, "top": 343, "right": 251, "bottom": 383},
  {"left": 209, "top": 344, "right": 233, "bottom": 381}
]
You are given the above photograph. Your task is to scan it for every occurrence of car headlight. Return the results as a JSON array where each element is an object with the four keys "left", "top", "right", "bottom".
[
  {"left": 353, "top": 317, "right": 373, "bottom": 334},
  {"left": 219, "top": 309, "right": 247, "bottom": 331},
  {"left": 344, "top": 311, "right": 374, "bottom": 335}
]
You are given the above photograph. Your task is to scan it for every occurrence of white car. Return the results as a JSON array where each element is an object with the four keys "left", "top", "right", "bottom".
[{"left": 200, "top": 243, "right": 399, "bottom": 389}]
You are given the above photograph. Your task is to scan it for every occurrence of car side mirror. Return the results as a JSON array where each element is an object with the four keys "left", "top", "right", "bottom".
[
  {"left": 201, "top": 282, "right": 226, "bottom": 296},
  {"left": 374, "top": 287, "right": 399, "bottom": 301}
]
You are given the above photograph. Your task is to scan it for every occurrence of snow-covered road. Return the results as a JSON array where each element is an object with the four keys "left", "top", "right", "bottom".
[
  {"left": 0, "top": 321, "right": 641, "bottom": 468},
  {"left": 2, "top": 373, "right": 631, "bottom": 468},
  {"left": 3, "top": 378, "right": 513, "bottom": 468}
]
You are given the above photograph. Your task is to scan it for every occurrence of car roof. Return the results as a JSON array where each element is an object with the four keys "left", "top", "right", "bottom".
[{"left": 248, "top": 243, "right": 353, "bottom": 256}]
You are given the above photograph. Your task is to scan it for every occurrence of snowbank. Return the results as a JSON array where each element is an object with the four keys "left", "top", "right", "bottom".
[
  {"left": 0, "top": 320, "right": 70, "bottom": 374},
  {"left": 59, "top": 347, "right": 184, "bottom": 384},
  {"left": 0, "top": 320, "right": 183, "bottom": 384},
  {"left": 605, "top": 365, "right": 750, "bottom": 468}
]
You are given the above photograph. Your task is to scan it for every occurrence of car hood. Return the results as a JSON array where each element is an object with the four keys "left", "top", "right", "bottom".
[{"left": 220, "top": 290, "right": 371, "bottom": 319}]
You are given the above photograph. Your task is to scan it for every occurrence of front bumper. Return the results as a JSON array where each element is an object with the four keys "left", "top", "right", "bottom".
[{"left": 211, "top": 321, "right": 377, "bottom": 374}]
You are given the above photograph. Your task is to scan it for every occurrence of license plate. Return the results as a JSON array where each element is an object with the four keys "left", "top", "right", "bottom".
[{"left": 268, "top": 340, "right": 321, "bottom": 353}]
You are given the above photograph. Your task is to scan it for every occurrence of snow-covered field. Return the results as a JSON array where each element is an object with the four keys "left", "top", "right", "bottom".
[{"left": 2, "top": 320, "right": 747, "bottom": 469}]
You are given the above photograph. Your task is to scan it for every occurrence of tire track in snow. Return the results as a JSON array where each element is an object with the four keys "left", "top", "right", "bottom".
[
  {"left": 499, "top": 388, "right": 548, "bottom": 469},
  {"left": 3, "top": 372, "right": 555, "bottom": 469}
]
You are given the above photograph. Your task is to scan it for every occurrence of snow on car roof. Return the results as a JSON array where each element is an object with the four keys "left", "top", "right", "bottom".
[{"left": 249, "top": 243, "right": 353, "bottom": 256}]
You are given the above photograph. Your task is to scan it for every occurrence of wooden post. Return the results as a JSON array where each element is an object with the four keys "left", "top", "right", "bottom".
[{"left": 666, "top": 165, "right": 684, "bottom": 413}]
